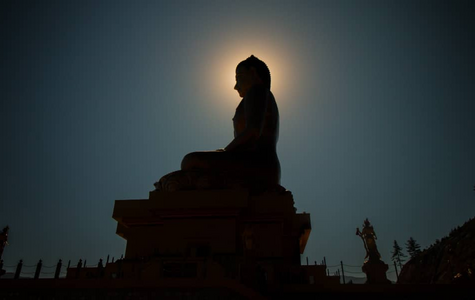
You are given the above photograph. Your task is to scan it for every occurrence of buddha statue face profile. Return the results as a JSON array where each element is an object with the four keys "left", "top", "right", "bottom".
[{"left": 234, "top": 65, "right": 263, "bottom": 98}]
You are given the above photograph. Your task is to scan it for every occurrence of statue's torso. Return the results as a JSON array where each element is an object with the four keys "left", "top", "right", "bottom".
[
  {"left": 161, "top": 87, "right": 282, "bottom": 191},
  {"left": 232, "top": 88, "right": 279, "bottom": 153}
]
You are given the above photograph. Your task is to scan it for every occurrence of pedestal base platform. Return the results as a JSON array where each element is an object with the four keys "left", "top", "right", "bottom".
[
  {"left": 362, "top": 260, "right": 391, "bottom": 284},
  {"left": 99, "top": 188, "right": 339, "bottom": 288}
]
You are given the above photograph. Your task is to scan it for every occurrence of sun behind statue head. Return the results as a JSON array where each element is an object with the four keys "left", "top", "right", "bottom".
[{"left": 234, "top": 55, "right": 271, "bottom": 98}]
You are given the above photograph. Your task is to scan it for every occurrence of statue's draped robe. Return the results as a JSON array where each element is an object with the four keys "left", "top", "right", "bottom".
[
  {"left": 156, "top": 85, "right": 281, "bottom": 192},
  {"left": 362, "top": 226, "right": 381, "bottom": 261}
]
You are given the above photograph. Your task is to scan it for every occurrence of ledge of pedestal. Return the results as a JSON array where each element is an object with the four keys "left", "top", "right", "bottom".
[{"left": 112, "top": 187, "right": 311, "bottom": 258}]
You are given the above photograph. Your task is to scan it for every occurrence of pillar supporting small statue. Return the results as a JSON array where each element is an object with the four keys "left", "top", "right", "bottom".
[{"left": 356, "top": 219, "right": 390, "bottom": 284}]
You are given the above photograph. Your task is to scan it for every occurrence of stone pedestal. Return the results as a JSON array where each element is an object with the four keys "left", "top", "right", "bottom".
[
  {"left": 102, "top": 188, "right": 339, "bottom": 287},
  {"left": 362, "top": 259, "right": 391, "bottom": 284},
  {"left": 113, "top": 189, "right": 308, "bottom": 264}
]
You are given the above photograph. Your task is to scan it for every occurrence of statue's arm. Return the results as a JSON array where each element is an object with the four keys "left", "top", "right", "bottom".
[{"left": 225, "top": 85, "right": 267, "bottom": 151}]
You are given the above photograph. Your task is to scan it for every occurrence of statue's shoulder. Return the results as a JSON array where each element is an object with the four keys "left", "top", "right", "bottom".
[{"left": 245, "top": 84, "right": 267, "bottom": 100}]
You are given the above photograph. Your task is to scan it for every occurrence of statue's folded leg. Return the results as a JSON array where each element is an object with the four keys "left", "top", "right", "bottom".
[
  {"left": 181, "top": 150, "right": 280, "bottom": 184},
  {"left": 154, "top": 151, "right": 281, "bottom": 192},
  {"left": 181, "top": 151, "right": 249, "bottom": 172}
]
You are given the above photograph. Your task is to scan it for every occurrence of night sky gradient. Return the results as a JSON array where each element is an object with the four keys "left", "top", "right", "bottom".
[{"left": 1, "top": 0, "right": 474, "bottom": 281}]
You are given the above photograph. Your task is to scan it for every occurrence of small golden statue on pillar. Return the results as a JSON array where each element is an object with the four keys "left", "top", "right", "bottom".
[
  {"left": 356, "top": 218, "right": 382, "bottom": 261},
  {"left": 356, "top": 219, "right": 390, "bottom": 284}
]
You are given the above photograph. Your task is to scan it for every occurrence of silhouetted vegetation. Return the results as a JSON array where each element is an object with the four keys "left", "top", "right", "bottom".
[
  {"left": 391, "top": 240, "right": 406, "bottom": 269},
  {"left": 398, "top": 217, "right": 475, "bottom": 284},
  {"left": 406, "top": 237, "right": 421, "bottom": 259}
]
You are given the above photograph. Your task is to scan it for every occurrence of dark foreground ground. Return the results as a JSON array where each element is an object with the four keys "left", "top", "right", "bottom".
[{"left": 1, "top": 278, "right": 474, "bottom": 300}]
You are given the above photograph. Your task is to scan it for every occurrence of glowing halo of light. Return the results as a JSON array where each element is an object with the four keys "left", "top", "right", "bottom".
[{"left": 196, "top": 34, "right": 302, "bottom": 113}]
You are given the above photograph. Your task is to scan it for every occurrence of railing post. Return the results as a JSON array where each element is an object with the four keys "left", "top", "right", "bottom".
[
  {"left": 98, "top": 258, "right": 104, "bottom": 278},
  {"left": 117, "top": 258, "right": 122, "bottom": 278},
  {"left": 340, "top": 261, "right": 346, "bottom": 284},
  {"left": 76, "top": 259, "right": 82, "bottom": 279},
  {"left": 306, "top": 257, "right": 308, "bottom": 265},
  {"left": 394, "top": 260, "right": 399, "bottom": 281},
  {"left": 14, "top": 260, "right": 23, "bottom": 279},
  {"left": 0, "top": 259, "right": 4, "bottom": 278},
  {"left": 55, "top": 259, "right": 62, "bottom": 279},
  {"left": 323, "top": 257, "right": 327, "bottom": 275},
  {"left": 34, "top": 259, "right": 42, "bottom": 279}
]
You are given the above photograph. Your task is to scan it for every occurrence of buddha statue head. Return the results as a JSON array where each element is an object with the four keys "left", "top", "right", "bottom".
[{"left": 234, "top": 55, "right": 271, "bottom": 98}]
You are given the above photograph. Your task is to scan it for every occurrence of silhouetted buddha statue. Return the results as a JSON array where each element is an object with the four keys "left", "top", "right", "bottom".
[{"left": 155, "top": 55, "right": 282, "bottom": 192}]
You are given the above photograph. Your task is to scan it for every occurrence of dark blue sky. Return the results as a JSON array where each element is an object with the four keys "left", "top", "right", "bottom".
[{"left": 1, "top": 0, "right": 474, "bottom": 280}]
